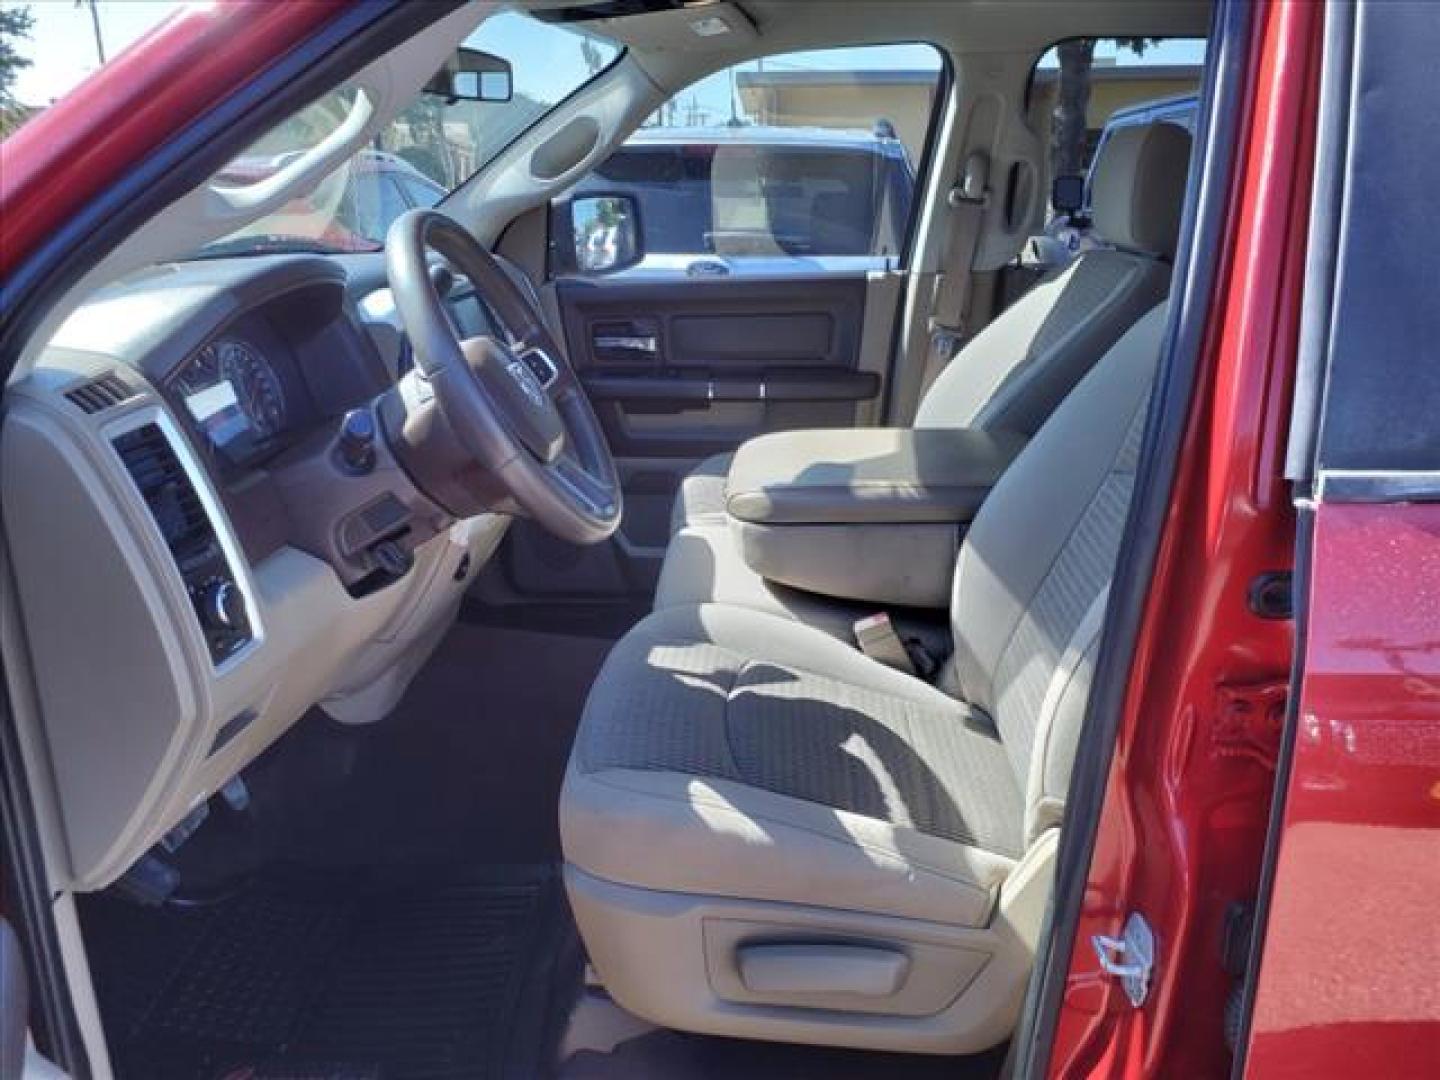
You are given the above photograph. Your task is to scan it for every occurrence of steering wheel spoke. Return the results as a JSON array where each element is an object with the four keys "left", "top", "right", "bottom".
[{"left": 552, "top": 453, "right": 617, "bottom": 518}]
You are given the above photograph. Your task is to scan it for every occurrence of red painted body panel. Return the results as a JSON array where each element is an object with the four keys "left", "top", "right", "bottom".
[
  {"left": 1243, "top": 502, "right": 1440, "bottom": 1079},
  {"left": 0, "top": 0, "right": 345, "bottom": 278},
  {"left": 1046, "top": 3, "right": 1320, "bottom": 1076}
]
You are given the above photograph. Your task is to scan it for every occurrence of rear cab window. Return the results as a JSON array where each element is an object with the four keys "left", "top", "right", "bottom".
[{"left": 1014, "top": 37, "right": 1205, "bottom": 281}]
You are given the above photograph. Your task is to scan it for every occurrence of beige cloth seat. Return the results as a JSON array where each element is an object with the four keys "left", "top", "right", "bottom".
[
  {"left": 562, "top": 305, "right": 1169, "bottom": 1053},
  {"left": 660, "top": 121, "right": 1189, "bottom": 630}
]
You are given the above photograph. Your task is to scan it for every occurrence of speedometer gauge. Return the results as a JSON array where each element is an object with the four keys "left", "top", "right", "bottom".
[{"left": 215, "top": 339, "right": 285, "bottom": 438}]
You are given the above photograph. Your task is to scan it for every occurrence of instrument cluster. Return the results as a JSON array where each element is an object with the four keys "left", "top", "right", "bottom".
[{"left": 169, "top": 329, "right": 296, "bottom": 468}]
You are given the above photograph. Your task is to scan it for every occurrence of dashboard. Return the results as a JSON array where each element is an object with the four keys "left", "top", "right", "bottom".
[{"left": 2, "top": 253, "right": 512, "bottom": 893}]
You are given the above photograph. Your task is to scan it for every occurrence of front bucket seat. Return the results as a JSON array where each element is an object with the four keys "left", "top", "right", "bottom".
[{"left": 561, "top": 304, "right": 1170, "bottom": 1054}]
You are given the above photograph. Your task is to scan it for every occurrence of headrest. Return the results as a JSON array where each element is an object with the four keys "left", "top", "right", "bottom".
[{"left": 1090, "top": 122, "right": 1192, "bottom": 259}]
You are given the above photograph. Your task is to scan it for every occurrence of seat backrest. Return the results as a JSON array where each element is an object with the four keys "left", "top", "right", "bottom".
[
  {"left": 945, "top": 303, "right": 1168, "bottom": 843},
  {"left": 914, "top": 122, "right": 1190, "bottom": 437}
]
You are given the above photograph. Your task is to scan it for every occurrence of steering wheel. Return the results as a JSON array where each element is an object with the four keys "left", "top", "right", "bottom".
[{"left": 385, "top": 209, "right": 621, "bottom": 544}]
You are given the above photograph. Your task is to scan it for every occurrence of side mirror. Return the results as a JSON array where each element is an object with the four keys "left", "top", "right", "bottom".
[
  {"left": 567, "top": 194, "right": 644, "bottom": 275},
  {"left": 424, "top": 47, "right": 512, "bottom": 103},
  {"left": 1052, "top": 173, "right": 1086, "bottom": 217}
]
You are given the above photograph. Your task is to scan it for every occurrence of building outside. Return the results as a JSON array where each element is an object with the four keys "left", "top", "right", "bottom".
[
  {"left": 736, "top": 69, "right": 939, "bottom": 162},
  {"left": 737, "top": 62, "right": 1202, "bottom": 170}
]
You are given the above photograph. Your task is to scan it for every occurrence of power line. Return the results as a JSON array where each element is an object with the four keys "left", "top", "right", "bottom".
[{"left": 75, "top": 0, "right": 105, "bottom": 66}]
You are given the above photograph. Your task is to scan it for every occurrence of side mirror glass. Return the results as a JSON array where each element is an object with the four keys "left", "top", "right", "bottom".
[
  {"left": 570, "top": 194, "right": 643, "bottom": 275},
  {"left": 1052, "top": 173, "right": 1086, "bottom": 216},
  {"left": 424, "top": 48, "right": 512, "bottom": 103}
]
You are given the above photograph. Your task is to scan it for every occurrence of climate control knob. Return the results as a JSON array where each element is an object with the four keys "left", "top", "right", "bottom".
[{"left": 202, "top": 580, "right": 246, "bottom": 632}]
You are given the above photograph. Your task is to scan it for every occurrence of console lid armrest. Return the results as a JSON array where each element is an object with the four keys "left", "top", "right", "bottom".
[
  {"left": 723, "top": 427, "right": 1027, "bottom": 609},
  {"left": 725, "top": 427, "right": 1028, "bottom": 526}
]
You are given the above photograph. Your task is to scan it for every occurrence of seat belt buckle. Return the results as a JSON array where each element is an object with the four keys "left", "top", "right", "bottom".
[{"left": 854, "top": 613, "right": 917, "bottom": 676}]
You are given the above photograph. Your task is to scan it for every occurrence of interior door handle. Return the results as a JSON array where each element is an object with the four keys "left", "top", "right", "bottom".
[
  {"left": 686, "top": 259, "right": 730, "bottom": 277},
  {"left": 594, "top": 335, "right": 657, "bottom": 354}
]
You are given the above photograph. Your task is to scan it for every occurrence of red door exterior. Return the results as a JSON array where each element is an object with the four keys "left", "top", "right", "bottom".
[
  {"left": 1240, "top": 0, "right": 1440, "bottom": 1070},
  {"left": 1242, "top": 502, "right": 1440, "bottom": 1078}
]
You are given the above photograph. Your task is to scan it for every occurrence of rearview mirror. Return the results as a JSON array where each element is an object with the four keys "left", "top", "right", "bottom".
[
  {"left": 569, "top": 194, "right": 643, "bottom": 275},
  {"left": 1052, "top": 174, "right": 1086, "bottom": 217},
  {"left": 424, "top": 47, "right": 512, "bottom": 103}
]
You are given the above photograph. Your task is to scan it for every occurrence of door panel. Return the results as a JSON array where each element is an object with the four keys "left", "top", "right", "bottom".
[
  {"left": 1244, "top": 502, "right": 1440, "bottom": 1079},
  {"left": 558, "top": 273, "right": 876, "bottom": 458}
]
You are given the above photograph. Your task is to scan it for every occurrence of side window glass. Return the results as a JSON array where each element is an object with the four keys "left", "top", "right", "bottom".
[
  {"left": 398, "top": 175, "right": 444, "bottom": 210},
  {"left": 378, "top": 176, "right": 410, "bottom": 231},
  {"left": 341, "top": 166, "right": 386, "bottom": 244},
  {"left": 557, "top": 43, "right": 944, "bottom": 278}
]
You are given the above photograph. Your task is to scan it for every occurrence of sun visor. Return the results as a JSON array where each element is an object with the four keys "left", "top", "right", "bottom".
[{"left": 581, "top": 2, "right": 759, "bottom": 51}]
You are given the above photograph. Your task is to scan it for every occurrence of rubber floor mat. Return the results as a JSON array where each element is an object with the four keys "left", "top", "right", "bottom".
[{"left": 81, "top": 864, "right": 581, "bottom": 1080}]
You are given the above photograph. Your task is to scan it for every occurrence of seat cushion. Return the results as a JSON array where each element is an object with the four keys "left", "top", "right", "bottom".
[
  {"left": 563, "top": 603, "right": 1022, "bottom": 927},
  {"left": 669, "top": 452, "right": 733, "bottom": 535}
]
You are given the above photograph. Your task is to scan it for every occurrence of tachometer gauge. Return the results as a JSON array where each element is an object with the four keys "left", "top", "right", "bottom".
[{"left": 215, "top": 338, "right": 286, "bottom": 438}]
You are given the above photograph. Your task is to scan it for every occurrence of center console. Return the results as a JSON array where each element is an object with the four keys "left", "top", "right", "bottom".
[{"left": 724, "top": 427, "right": 1027, "bottom": 608}]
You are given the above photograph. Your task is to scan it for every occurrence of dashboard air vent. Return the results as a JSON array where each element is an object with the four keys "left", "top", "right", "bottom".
[
  {"left": 65, "top": 372, "right": 133, "bottom": 414},
  {"left": 114, "top": 424, "right": 213, "bottom": 558},
  {"left": 113, "top": 423, "right": 252, "bottom": 664}
]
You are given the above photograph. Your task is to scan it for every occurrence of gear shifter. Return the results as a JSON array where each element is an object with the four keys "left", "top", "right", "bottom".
[{"left": 334, "top": 408, "right": 377, "bottom": 475}]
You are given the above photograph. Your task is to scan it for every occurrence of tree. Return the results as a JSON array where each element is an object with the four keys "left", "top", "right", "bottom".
[
  {"left": 0, "top": 5, "right": 34, "bottom": 109},
  {"left": 0, "top": 5, "right": 34, "bottom": 138},
  {"left": 392, "top": 94, "right": 454, "bottom": 186},
  {"left": 1049, "top": 39, "right": 1095, "bottom": 181},
  {"left": 1050, "top": 38, "right": 1160, "bottom": 182},
  {"left": 580, "top": 36, "right": 605, "bottom": 76}
]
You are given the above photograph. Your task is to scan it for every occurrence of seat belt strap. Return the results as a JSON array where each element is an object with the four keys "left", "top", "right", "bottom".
[{"left": 923, "top": 150, "right": 991, "bottom": 380}]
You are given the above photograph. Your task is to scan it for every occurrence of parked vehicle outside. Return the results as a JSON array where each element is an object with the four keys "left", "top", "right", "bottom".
[
  {"left": 208, "top": 148, "right": 447, "bottom": 255},
  {"left": 563, "top": 125, "right": 917, "bottom": 278}
]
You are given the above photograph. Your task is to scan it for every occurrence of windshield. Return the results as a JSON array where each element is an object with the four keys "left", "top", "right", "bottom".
[{"left": 194, "top": 12, "right": 619, "bottom": 259}]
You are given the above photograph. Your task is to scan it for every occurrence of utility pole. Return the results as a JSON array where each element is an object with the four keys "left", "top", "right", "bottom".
[{"left": 79, "top": 0, "right": 105, "bottom": 66}]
